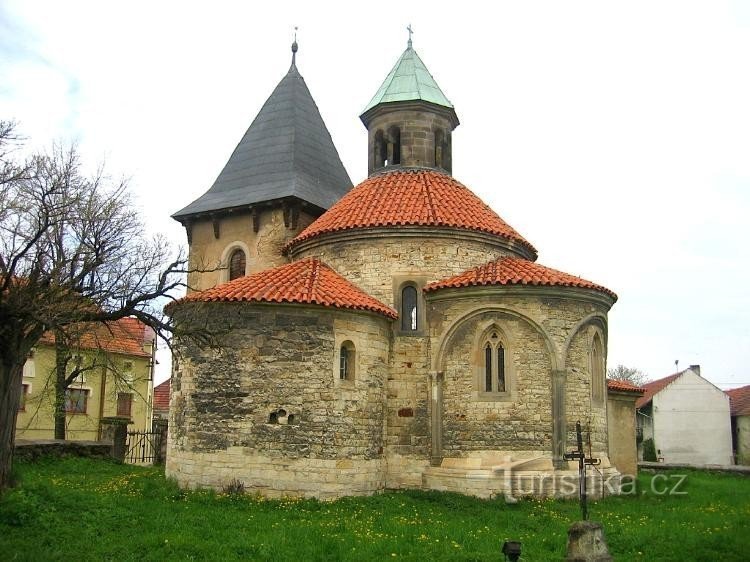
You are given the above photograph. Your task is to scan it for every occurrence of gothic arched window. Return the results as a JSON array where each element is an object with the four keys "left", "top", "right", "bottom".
[
  {"left": 228, "top": 248, "right": 246, "bottom": 280},
  {"left": 482, "top": 331, "right": 506, "bottom": 393},
  {"left": 401, "top": 285, "right": 418, "bottom": 332}
]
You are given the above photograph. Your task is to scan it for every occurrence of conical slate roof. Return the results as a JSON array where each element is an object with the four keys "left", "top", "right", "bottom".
[
  {"left": 361, "top": 42, "right": 454, "bottom": 116},
  {"left": 174, "top": 56, "right": 352, "bottom": 220}
]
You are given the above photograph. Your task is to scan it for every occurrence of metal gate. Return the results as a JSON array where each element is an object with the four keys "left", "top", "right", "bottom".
[{"left": 125, "top": 429, "right": 165, "bottom": 464}]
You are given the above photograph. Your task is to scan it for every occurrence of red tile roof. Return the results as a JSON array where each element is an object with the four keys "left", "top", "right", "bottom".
[
  {"left": 285, "top": 169, "right": 537, "bottom": 257},
  {"left": 607, "top": 379, "right": 645, "bottom": 394},
  {"left": 726, "top": 385, "right": 750, "bottom": 417},
  {"left": 423, "top": 256, "right": 617, "bottom": 300},
  {"left": 153, "top": 380, "right": 170, "bottom": 412},
  {"left": 635, "top": 373, "right": 682, "bottom": 409},
  {"left": 39, "top": 317, "right": 154, "bottom": 358},
  {"left": 171, "top": 258, "right": 397, "bottom": 319}
]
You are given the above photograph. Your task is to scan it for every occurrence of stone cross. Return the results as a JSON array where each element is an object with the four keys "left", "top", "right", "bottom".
[
  {"left": 564, "top": 420, "right": 600, "bottom": 521},
  {"left": 407, "top": 24, "right": 414, "bottom": 47}
]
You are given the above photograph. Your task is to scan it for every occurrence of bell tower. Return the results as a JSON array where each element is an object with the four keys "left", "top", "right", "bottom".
[{"left": 360, "top": 33, "right": 459, "bottom": 175}]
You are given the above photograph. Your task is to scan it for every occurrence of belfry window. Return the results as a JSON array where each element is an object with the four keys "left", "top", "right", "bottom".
[
  {"left": 483, "top": 332, "right": 506, "bottom": 393},
  {"left": 387, "top": 126, "right": 401, "bottom": 166},
  {"left": 229, "top": 249, "right": 246, "bottom": 280},
  {"left": 401, "top": 285, "right": 418, "bottom": 331}
]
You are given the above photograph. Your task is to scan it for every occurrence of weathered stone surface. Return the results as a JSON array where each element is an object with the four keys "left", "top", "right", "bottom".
[{"left": 566, "top": 521, "right": 613, "bottom": 562}]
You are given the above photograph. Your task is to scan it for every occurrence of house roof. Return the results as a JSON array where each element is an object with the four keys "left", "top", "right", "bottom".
[
  {"left": 153, "top": 380, "right": 170, "bottom": 412},
  {"left": 361, "top": 42, "right": 455, "bottom": 115},
  {"left": 424, "top": 256, "right": 617, "bottom": 300},
  {"left": 285, "top": 168, "right": 537, "bottom": 258},
  {"left": 173, "top": 50, "right": 352, "bottom": 220},
  {"left": 726, "top": 385, "right": 750, "bottom": 416},
  {"left": 170, "top": 257, "right": 397, "bottom": 319},
  {"left": 635, "top": 373, "right": 681, "bottom": 409},
  {"left": 607, "top": 379, "right": 646, "bottom": 394},
  {"left": 39, "top": 317, "right": 154, "bottom": 358}
]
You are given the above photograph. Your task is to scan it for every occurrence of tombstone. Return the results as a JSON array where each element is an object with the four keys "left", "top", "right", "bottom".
[
  {"left": 566, "top": 521, "right": 612, "bottom": 562},
  {"left": 100, "top": 416, "right": 131, "bottom": 463}
]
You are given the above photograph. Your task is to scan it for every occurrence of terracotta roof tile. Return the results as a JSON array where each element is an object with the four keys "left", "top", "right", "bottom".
[
  {"left": 171, "top": 258, "right": 397, "bottom": 319},
  {"left": 635, "top": 373, "right": 682, "bottom": 409},
  {"left": 726, "top": 385, "right": 750, "bottom": 417},
  {"left": 424, "top": 256, "right": 617, "bottom": 300},
  {"left": 38, "top": 317, "right": 153, "bottom": 358},
  {"left": 607, "top": 379, "right": 645, "bottom": 394},
  {"left": 153, "top": 380, "right": 170, "bottom": 412},
  {"left": 285, "top": 169, "right": 537, "bottom": 257}
]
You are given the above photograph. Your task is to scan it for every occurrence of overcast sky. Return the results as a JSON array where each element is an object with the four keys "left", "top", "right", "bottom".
[{"left": 2, "top": 1, "right": 748, "bottom": 389}]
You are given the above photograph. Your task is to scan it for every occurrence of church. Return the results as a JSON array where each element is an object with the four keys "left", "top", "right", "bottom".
[{"left": 165, "top": 36, "right": 625, "bottom": 499}]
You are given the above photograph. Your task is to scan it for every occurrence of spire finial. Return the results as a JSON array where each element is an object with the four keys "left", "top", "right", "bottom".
[
  {"left": 291, "top": 26, "right": 298, "bottom": 66},
  {"left": 407, "top": 24, "right": 413, "bottom": 48}
]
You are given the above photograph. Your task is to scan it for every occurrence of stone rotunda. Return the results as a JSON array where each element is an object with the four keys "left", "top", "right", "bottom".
[{"left": 166, "top": 38, "right": 621, "bottom": 499}]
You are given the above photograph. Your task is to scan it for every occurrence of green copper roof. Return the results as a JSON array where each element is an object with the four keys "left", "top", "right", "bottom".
[{"left": 362, "top": 44, "right": 453, "bottom": 114}]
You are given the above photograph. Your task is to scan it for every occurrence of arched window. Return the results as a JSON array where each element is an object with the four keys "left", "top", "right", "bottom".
[
  {"left": 401, "top": 285, "right": 418, "bottom": 331},
  {"left": 374, "top": 130, "right": 386, "bottom": 168},
  {"left": 434, "top": 129, "right": 445, "bottom": 169},
  {"left": 228, "top": 248, "right": 246, "bottom": 280},
  {"left": 591, "top": 333, "right": 604, "bottom": 403},
  {"left": 482, "top": 331, "right": 506, "bottom": 393},
  {"left": 339, "top": 341, "right": 355, "bottom": 381},
  {"left": 387, "top": 126, "right": 401, "bottom": 166}
]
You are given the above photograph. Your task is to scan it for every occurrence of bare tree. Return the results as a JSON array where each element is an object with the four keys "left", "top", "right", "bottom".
[
  {"left": 607, "top": 364, "right": 649, "bottom": 387},
  {"left": 0, "top": 121, "right": 189, "bottom": 490}
]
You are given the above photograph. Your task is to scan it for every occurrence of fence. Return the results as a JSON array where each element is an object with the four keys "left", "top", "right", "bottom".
[{"left": 125, "top": 427, "right": 166, "bottom": 465}]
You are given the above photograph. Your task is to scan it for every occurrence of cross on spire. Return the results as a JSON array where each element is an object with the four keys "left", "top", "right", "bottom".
[
  {"left": 291, "top": 26, "right": 299, "bottom": 66},
  {"left": 407, "top": 24, "right": 413, "bottom": 48}
]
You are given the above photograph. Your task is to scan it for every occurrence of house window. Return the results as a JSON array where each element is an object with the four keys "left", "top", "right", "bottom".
[
  {"left": 19, "top": 384, "right": 29, "bottom": 411},
  {"left": 23, "top": 349, "right": 35, "bottom": 378},
  {"left": 339, "top": 341, "right": 355, "bottom": 381},
  {"left": 229, "top": 248, "right": 246, "bottom": 280},
  {"left": 482, "top": 332, "right": 506, "bottom": 393},
  {"left": 117, "top": 392, "right": 133, "bottom": 417},
  {"left": 65, "top": 389, "right": 89, "bottom": 414},
  {"left": 401, "top": 285, "right": 418, "bottom": 332}
]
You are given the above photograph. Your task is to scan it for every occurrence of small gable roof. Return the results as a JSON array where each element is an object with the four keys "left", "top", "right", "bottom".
[
  {"left": 607, "top": 379, "right": 646, "bottom": 394},
  {"left": 153, "top": 380, "right": 170, "bottom": 412},
  {"left": 726, "top": 385, "right": 750, "bottom": 416},
  {"left": 39, "top": 317, "right": 154, "bottom": 358},
  {"left": 170, "top": 258, "right": 397, "bottom": 319},
  {"left": 424, "top": 256, "right": 617, "bottom": 300},
  {"left": 636, "top": 373, "right": 682, "bottom": 409}
]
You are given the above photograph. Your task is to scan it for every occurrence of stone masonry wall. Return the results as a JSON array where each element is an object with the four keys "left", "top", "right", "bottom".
[
  {"left": 295, "top": 233, "right": 521, "bottom": 309},
  {"left": 428, "top": 292, "right": 611, "bottom": 461},
  {"left": 186, "top": 206, "right": 317, "bottom": 292},
  {"left": 367, "top": 109, "right": 454, "bottom": 174},
  {"left": 167, "top": 303, "right": 390, "bottom": 497}
]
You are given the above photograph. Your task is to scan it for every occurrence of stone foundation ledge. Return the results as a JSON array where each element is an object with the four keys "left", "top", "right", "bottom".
[
  {"left": 423, "top": 455, "right": 620, "bottom": 500},
  {"left": 167, "top": 450, "right": 387, "bottom": 499}
]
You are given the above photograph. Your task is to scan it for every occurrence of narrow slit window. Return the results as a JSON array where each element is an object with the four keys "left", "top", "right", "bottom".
[
  {"left": 485, "top": 344, "right": 493, "bottom": 392},
  {"left": 340, "top": 346, "right": 349, "bottom": 380},
  {"left": 401, "top": 286, "right": 418, "bottom": 331},
  {"left": 497, "top": 344, "right": 506, "bottom": 392}
]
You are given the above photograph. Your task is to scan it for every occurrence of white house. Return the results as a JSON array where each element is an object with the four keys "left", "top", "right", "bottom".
[{"left": 636, "top": 365, "right": 732, "bottom": 465}]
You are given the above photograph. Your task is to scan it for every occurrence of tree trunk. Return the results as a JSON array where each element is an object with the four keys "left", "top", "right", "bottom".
[
  {"left": 54, "top": 334, "right": 70, "bottom": 440},
  {"left": 0, "top": 360, "right": 24, "bottom": 491}
]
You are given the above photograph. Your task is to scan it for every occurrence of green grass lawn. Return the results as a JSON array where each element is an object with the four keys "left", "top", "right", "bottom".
[{"left": 1, "top": 458, "right": 748, "bottom": 561}]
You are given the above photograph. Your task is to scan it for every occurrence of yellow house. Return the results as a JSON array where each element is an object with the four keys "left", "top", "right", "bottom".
[{"left": 16, "top": 317, "right": 155, "bottom": 441}]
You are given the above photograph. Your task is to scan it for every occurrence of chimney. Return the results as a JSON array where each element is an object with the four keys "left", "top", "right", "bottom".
[{"left": 689, "top": 364, "right": 701, "bottom": 376}]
